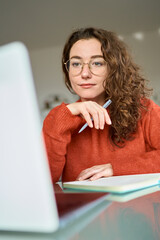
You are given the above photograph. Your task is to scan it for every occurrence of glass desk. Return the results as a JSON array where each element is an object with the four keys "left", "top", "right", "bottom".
[{"left": 0, "top": 185, "right": 160, "bottom": 240}]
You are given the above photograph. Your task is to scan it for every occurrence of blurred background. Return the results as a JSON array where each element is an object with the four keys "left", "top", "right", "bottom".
[{"left": 1, "top": 0, "right": 160, "bottom": 121}]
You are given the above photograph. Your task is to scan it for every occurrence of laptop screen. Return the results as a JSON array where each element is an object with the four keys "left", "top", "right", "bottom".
[{"left": 0, "top": 42, "right": 59, "bottom": 232}]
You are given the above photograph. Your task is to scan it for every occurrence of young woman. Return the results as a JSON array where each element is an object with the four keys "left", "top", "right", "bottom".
[{"left": 43, "top": 27, "right": 160, "bottom": 183}]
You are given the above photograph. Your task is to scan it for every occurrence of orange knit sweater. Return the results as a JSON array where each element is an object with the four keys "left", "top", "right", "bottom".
[{"left": 43, "top": 99, "right": 160, "bottom": 183}]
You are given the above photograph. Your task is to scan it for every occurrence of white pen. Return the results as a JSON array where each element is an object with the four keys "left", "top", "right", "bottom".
[{"left": 78, "top": 99, "right": 112, "bottom": 133}]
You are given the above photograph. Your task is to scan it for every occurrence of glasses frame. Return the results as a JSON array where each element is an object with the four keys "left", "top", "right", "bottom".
[{"left": 64, "top": 57, "right": 107, "bottom": 76}]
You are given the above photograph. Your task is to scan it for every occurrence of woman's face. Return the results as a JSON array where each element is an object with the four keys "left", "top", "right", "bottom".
[{"left": 68, "top": 38, "right": 108, "bottom": 105}]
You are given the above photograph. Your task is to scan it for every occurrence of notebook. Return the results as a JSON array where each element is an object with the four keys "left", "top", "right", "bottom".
[
  {"left": 0, "top": 42, "right": 109, "bottom": 233},
  {"left": 106, "top": 185, "right": 160, "bottom": 202},
  {"left": 63, "top": 173, "right": 160, "bottom": 193}
]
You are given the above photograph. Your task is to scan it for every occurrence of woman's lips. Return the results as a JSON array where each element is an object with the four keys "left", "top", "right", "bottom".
[{"left": 79, "top": 83, "right": 96, "bottom": 89}]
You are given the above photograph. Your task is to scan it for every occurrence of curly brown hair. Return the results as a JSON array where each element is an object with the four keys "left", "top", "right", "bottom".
[{"left": 62, "top": 27, "right": 152, "bottom": 146}]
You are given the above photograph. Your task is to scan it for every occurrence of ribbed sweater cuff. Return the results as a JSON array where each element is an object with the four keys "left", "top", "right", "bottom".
[
  {"left": 55, "top": 102, "right": 84, "bottom": 133},
  {"left": 43, "top": 102, "right": 85, "bottom": 138}
]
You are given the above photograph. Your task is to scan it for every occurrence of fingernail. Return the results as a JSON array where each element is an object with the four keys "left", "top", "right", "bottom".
[{"left": 108, "top": 119, "right": 112, "bottom": 125}]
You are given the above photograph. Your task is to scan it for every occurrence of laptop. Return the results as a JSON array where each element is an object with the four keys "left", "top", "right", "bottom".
[{"left": 0, "top": 42, "right": 109, "bottom": 233}]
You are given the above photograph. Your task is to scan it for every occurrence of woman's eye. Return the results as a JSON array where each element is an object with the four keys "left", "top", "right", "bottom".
[
  {"left": 92, "top": 61, "right": 103, "bottom": 67},
  {"left": 96, "top": 62, "right": 102, "bottom": 66},
  {"left": 71, "top": 62, "right": 81, "bottom": 67}
]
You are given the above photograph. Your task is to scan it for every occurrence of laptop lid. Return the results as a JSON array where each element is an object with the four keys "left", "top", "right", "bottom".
[{"left": 0, "top": 42, "right": 59, "bottom": 232}]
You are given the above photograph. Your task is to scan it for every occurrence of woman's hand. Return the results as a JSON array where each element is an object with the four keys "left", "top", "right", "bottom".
[
  {"left": 67, "top": 101, "right": 111, "bottom": 130},
  {"left": 76, "top": 164, "right": 113, "bottom": 181}
]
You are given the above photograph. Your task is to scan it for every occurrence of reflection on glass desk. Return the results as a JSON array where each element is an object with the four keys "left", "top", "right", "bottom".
[
  {"left": 107, "top": 184, "right": 160, "bottom": 202},
  {"left": 1, "top": 185, "right": 160, "bottom": 240}
]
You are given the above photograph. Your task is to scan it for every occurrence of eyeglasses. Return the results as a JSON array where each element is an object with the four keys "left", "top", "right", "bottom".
[{"left": 64, "top": 57, "right": 107, "bottom": 76}]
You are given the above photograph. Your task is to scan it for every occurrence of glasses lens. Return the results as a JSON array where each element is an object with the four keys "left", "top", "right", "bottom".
[
  {"left": 65, "top": 58, "right": 82, "bottom": 75},
  {"left": 89, "top": 58, "right": 107, "bottom": 75}
]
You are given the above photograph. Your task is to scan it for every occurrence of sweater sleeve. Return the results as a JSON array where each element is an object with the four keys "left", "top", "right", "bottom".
[
  {"left": 42, "top": 102, "right": 83, "bottom": 183},
  {"left": 113, "top": 100, "right": 160, "bottom": 175}
]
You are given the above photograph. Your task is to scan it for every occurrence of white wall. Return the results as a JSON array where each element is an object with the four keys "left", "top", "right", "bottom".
[
  {"left": 124, "top": 30, "right": 160, "bottom": 105},
  {"left": 29, "top": 29, "right": 160, "bottom": 120},
  {"left": 30, "top": 45, "right": 78, "bottom": 120}
]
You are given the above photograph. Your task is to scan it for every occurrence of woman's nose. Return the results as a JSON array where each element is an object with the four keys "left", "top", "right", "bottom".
[{"left": 81, "top": 63, "right": 92, "bottom": 78}]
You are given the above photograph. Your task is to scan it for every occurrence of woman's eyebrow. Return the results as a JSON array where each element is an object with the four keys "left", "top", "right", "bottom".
[
  {"left": 70, "top": 55, "right": 104, "bottom": 59},
  {"left": 91, "top": 55, "right": 104, "bottom": 59},
  {"left": 70, "top": 56, "right": 81, "bottom": 59}
]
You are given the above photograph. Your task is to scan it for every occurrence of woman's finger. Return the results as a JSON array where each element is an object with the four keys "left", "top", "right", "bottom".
[
  {"left": 90, "top": 167, "right": 113, "bottom": 181},
  {"left": 103, "top": 108, "right": 112, "bottom": 125},
  {"left": 81, "top": 109, "right": 93, "bottom": 128},
  {"left": 98, "top": 109, "right": 105, "bottom": 130},
  {"left": 85, "top": 102, "right": 100, "bottom": 129},
  {"left": 77, "top": 167, "right": 100, "bottom": 180}
]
